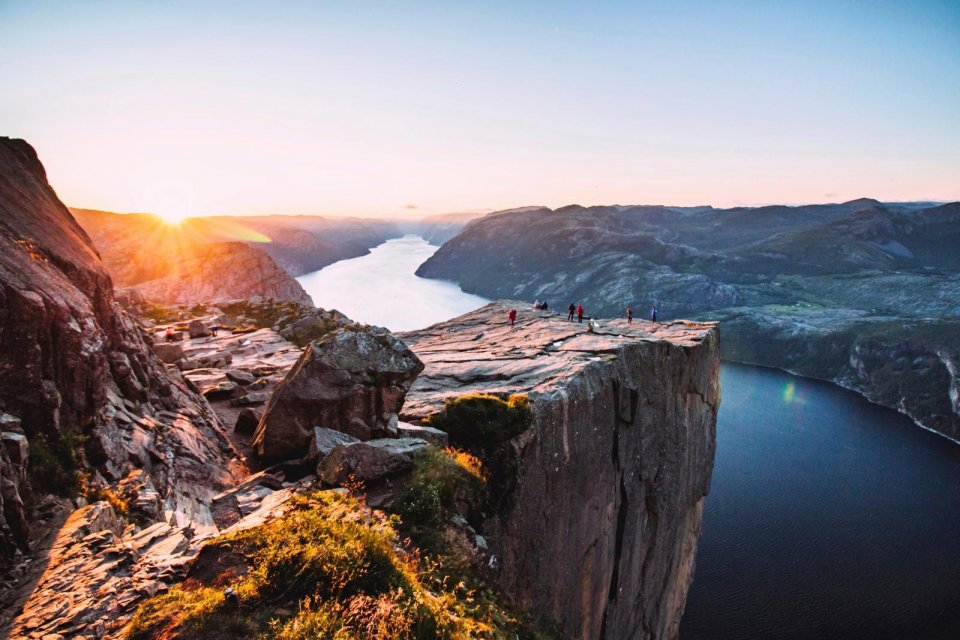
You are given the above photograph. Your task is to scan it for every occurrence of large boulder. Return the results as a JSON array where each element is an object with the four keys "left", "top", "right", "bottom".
[
  {"left": 252, "top": 326, "right": 424, "bottom": 463},
  {"left": 317, "top": 438, "right": 428, "bottom": 485}
]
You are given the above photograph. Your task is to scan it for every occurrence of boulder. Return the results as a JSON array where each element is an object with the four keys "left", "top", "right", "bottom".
[
  {"left": 252, "top": 326, "right": 424, "bottom": 463},
  {"left": 304, "top": 427, "right": 359, "bottom": 463},
  {"left": 153, "top": 343, "right": 184, "bottom": 364},
  {"left": 168, "top": 330, "right": 186, "bottom": 342},
  {"left": 317, "top": 438, "right": 428, "bottom": 485},
  {"left": 188, "top": 320, "right": 210, "bottom": 338},
  {"left": 234, "top": 408, "right": 262, "bottom": 435}
]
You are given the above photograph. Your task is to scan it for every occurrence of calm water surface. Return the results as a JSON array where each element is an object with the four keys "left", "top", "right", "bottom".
[
  {"left": 303, "top": 237, "right": 960, "bottom": 638},
  {"left": 681, "top": 363, "right": 960, "bottom": 640}
]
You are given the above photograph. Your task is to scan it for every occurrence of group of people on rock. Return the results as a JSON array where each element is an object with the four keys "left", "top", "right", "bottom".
[{"left": 508, "top": 300, "right": 659, "bottom": 328}]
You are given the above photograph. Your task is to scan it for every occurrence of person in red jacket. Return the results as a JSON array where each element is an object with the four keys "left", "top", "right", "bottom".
[
  {"left": 508, "top": 308, "right": 517, "bottom": 326},
  {"left": 577, "top": 304, "right": 584, "bottom": 323}
]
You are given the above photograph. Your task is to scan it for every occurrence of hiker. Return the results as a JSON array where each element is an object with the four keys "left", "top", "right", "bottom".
[
  {"left": 577, "top": 304, "right": 584, "bottom": 323},
  {"left": 533, "top": 299, "right": 540, "bottom": 309},
  {"left": 587, "top": 319, "right": 595, "bottom": 333},
  {"left": 651, "top": 305, "right": 658, "bottom": 322},
  {"left": 541, "top": 300, "right": 549, "bottom": 311},
  {"left": 567, "top": 303, "right": 575, "bottom": 321},
  {"left": 210, "top": 324, "right": 219, "bottom": 337},
  {"left": 627, "top": 307, "right": 633, "bottom": 323},
  {"left": 508, "top": 308, "right": 517, "bottom": 326},
  {"left": 165, "top": 327, "right": 175, "bottom": 342}
]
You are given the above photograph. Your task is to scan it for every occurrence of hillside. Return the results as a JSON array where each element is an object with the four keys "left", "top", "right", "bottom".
[
  {"left": 73, "top": 209, "right": 317, "bottom": 305},
  {"left": 417, "top": 200, "right": 960, "bottom": 441}
]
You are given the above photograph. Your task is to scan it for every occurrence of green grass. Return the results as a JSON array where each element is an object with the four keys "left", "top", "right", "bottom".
[
  {"left": 123, "top": 490, "right": 550, "bottom": 640},
  {"left": 426, "top": 394, "right": 533, "bottom": 450}
]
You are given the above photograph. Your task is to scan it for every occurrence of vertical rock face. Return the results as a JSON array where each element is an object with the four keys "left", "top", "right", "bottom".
[
  {"left": 0, "top": 137, "right": 242, "bottom": 562},
  {"left": 252, "top": 326, "right": 424, "bottom": 462},
  {"left": 400, "top": 302, "right": 719, "bottom": 639}
]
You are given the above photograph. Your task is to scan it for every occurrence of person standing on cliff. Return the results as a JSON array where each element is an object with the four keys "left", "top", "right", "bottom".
[
  {"left": 567, "top": 302, "right": 575, "bottom": 321},
  {"left": 651, "top": 305, "right": 658, "bottom": 322},
  {"left": 577, "top": 304, "right": 584, "bottom": 323},
  {"left": 508, "top": 308, "right": 517, "bottom": 327}
]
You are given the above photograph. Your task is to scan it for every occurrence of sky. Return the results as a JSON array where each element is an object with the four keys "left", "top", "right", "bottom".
[{"left": 1, "top": 0, "right": 959, "bottom": 219}]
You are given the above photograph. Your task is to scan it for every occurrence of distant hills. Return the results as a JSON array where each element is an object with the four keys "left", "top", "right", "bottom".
[{"left": 417, "top": 199, "right": 960, "bottom": 441}]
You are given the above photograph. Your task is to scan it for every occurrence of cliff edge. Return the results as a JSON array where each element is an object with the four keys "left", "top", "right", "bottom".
[{"left": 399, "top": 302, "right": 720, "bottom": 639}]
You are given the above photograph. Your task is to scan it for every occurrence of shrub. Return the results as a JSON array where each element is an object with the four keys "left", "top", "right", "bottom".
[
  {"left": 398, "top": 447, "right": 488, "bottom": 527},
  {"left": 427, "top": 394, "right": 533, "bottom": 450}
]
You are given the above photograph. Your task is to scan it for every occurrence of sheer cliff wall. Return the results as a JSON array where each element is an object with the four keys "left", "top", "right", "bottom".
[{"left": 400, "top": 302, "right": 720, "bottom": 639}]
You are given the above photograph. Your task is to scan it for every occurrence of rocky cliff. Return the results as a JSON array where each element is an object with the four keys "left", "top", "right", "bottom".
[
  {"left": 399, "top": 302, "right": 720, "bottom": 639},
  {"left": 0, "top": 138, "right": 245, "bottom": 636},
  {"left": 416, "top": 201, "right": 960, "bottom": 442}
]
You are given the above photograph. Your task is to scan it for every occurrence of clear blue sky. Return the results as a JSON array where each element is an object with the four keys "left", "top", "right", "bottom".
[{"left": 1, "top": 0, "right": 958, "bottom": 218}]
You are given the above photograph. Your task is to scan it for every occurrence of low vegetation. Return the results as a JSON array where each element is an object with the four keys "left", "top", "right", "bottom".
[
  {"left": 426, "top": 394, "right": 533, "bottom": 450},
  {"left": 27, "top": 431, "right": 82, "bottom": 495},
  {"left": 123, "top": 490, "right": 548, "bottom": 640},
  {"left": 398, "top": 446, "right": 487, "bottom": 528}
]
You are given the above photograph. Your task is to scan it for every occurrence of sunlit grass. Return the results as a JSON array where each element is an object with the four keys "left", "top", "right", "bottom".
[{"left": 123, "top": 489, "right": 549, "bottom": 640}]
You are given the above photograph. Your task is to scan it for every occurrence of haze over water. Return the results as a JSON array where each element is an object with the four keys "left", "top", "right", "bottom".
[
  {"left": 297, "top": 235, "right": 488, "bottom": 331},
  {"left": 302, "top": 237, "right": 960, "bottom": 638}
]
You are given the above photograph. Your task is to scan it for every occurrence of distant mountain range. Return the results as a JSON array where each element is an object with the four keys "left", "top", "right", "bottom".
[
  {"left": 417, "top": 199, "right": 960, "bottom": 442},
  {"left": 71, "top": 208, "right": 487, "bottom": 306}
]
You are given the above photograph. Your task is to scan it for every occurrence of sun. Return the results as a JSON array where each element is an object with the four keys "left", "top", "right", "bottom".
[{"left": 154, "top": 209, "right": 190, "bottom": 225}]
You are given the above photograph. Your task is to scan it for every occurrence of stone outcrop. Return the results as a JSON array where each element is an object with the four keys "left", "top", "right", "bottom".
[
  {"left": 0, "top": 138, "right": 246, "bottom": 636},
  {"left": 252, "top": 326, "right": 424, "bottom": 462},
  {"left": 399, "top": 301, "right": 720, "bottom": 639}
]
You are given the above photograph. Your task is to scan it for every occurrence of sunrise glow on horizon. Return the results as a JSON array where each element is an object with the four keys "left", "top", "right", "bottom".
[{"left": 2, "top": 1, "right": 958, "bottom": 218}]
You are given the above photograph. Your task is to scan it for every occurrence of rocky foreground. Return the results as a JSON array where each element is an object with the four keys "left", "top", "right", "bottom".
[{"left": 1, "top": 300, "right": 718, "bottom": 639}]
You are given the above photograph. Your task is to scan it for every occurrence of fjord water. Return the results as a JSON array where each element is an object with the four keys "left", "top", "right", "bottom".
[
  {"left": 300, "top": 237, "right": 960, "bottom": 638},
  {"left": 297, "top": 234, "right": 488, "bottom": 332},
  {"left": 681, "top": 363, "right": 960, "bottom": 640}
]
